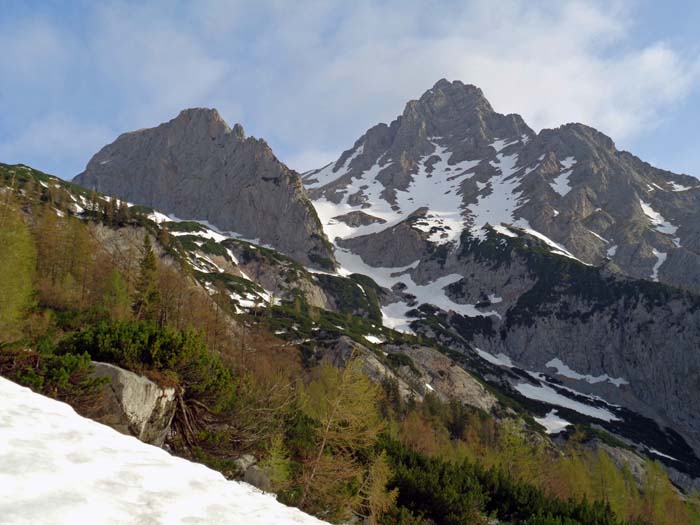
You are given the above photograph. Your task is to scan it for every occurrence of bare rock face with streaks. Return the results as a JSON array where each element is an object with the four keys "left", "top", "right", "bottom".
[{"left": 75, "top": 108, "right": 334, "bottom": 269}]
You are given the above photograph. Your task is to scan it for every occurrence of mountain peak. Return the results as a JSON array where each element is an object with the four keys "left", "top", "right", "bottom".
[
  {"left": 73, "top": 109, "right": 336, "bottom": 269},
  {"left": 169, "top": 107, "right": 232, "bottom": 139},
  {"left": 175, "top": 107, "right": 225, "bottom": 123},
  {"left": 413, "top": 79, "right": 494, "bottom": 116}
]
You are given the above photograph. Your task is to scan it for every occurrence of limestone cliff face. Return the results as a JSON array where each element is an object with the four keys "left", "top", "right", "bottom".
[{"left": 74, "top": 108, "right": 334, "bottom": 269}]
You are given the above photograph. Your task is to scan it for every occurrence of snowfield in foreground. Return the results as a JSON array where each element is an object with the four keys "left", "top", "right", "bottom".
[{"left": 0, "top": 377, "right": 326, "bottom": 525}]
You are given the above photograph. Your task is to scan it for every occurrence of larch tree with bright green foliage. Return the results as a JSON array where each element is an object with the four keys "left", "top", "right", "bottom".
[
  {"left": 0, "top": 195, "right": 36, "bottom": 343},
  {"left": 356, "top": 450, "right": 398, "bottom": 524},
  {"left": 591, "top": 449, "right": 639, "bottom": 520},
  {"left": 298, "top": 357, "right": 386, "bottom": 520},
  {"left": 640, "top": 459, "right": 689, "bottom": 524}
]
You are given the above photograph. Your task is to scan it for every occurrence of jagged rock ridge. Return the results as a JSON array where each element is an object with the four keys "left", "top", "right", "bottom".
[
  {"left": 74, "top": 108, "right": 335, "bottom": 269},
  {"left": 304, "top": 79, "right": 700, "bottom": 291}
]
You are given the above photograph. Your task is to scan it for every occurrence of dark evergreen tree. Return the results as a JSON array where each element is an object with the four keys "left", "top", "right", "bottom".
[{"left": 133, "top": 235, "right": 160, "bottom": 321}]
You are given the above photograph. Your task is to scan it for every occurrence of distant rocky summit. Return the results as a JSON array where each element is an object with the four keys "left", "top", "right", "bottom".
[
  {"left": 304, "top": 79, "right": 700, "bottom": 291},
  {"left": 75, "top": 108, "right": 335, "bottom": 269}
]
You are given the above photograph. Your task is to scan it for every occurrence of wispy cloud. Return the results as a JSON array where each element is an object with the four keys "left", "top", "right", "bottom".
[{"left": 0, "top": 0, "right": 698, "bottom": 176}]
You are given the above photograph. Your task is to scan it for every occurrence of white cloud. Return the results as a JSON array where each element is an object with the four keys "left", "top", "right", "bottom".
[
  {"left": 244, "top": 0, "right": 698, "bottom": 158},
  {"left": 0, "top": 113, "right": 114, "bottom": 177},
  {"left": 89, "top": 3, "right": 230, "bottom": 128},
  {"left": 1, "top": 0, "right": 698, "bottom": 177}
]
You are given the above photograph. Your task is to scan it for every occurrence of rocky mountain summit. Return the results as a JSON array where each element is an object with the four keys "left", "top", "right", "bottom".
[
  {"left": 74, "top": 108, "right": 334, "bottom": 269},
  {"left": 304, "top": 78, "right": 700, "bottom": 291}
]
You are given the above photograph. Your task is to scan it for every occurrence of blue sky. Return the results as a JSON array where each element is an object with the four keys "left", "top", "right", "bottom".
[{"left": 1, "top": 0, "right": 699, "bottom": 179}]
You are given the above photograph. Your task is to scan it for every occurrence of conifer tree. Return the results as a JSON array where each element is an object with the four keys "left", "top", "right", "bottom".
[
  {"left": 260, "top": 434, "right": 292, "bottom": 493},
  {"left": 298, "top": 357, "right": 384, "bottom": 519},
  {"left": 356, "top": 451, "right": 398, "bottom": 525},
  {"left": 133, "top": 235, "right": 160, "bottom": 321}
]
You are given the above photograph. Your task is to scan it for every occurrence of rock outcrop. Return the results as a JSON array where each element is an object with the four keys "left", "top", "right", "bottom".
[
  {"left": 74, "top": 108, "right": 335, "bottom": 269},
  {"left": 320, "top": 335, "right": 498, "bottom": 414},
  {"left": 88, "top": 362, "right": 176, "bottom": 446}
]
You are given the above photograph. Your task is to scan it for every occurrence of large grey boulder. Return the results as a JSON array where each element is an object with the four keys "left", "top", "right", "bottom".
[
  {"left": 74, "top": 108, "right": 334, "bottom": 269},
  {"left": 89, "top": 362, "right": 176, "bottom": 447}
]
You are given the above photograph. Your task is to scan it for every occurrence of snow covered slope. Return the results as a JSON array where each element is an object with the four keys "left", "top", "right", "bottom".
[{"left": 0, "top": 377, "right": 326, "bottom": 525}]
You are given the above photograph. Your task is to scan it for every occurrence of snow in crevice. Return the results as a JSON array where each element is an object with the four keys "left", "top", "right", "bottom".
[
  {"left": 515, "top": 221, "right": 589, "bottom": 265},
  {"left": 545, "top": 358, "right": 628, "bottom": 387},
  {"left": 469, "top": 146, "right": 523, "bottom": 239},
  {"left": 606, "top": 245, "right": 618, "bottom": 257},
  {"left": 170, "top": 227, "right": 228, "bottom": 243},
  {"left": 586, "top": 229, "right": 609, "bottom": 244},
  {"left": 473, "top": 347, "right": 514, "bottom": 368},
  {"left": 491, "top": 224, "right": 518, "bottom": 238},
  {"left": 0, "top": 377, "right": 326, "bottom": 525},
  {"left": 639, "top": 199, "right": 678, "bottom": 236},
  {"left": 650, "top": 248, "right": 666, "bottom": 281},
  {"left": 647, "top": 448, "right": 678, "bottom": 462},
  {"left": 549, "top": 157, "right": 576, "bottom": 197}
]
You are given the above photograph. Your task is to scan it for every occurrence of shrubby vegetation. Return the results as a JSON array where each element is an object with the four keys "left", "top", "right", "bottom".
[{"left": 2, "top": 167, "right": 700, "bottom": 524}]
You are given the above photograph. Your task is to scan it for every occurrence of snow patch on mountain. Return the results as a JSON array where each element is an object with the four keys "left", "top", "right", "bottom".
[
  {"left": 545, "top": 358, "right": 628, "bottom": 387},
  {"left": 470, "top": 148, "right": 522, "bottom": 239},
  {"left": 651, "top": 248, "right": 667, "bottom": 281},
  {"left": 473, "top": 347, "right": 514, "bottom": 368},
  {"left": 334, "top": 247, "right": 498, "bottom": 333},
  {"left": 515, "top": 382, "right": 620, "bottom": 422},
  {"left": 669, "top": 182, "right": 694, "bottom": 192},
  {"left": 535, "top": 410, "right": 571, "bottom": 434},
  {"left": 639, "top": 199, "right": 678, "bottom": 236},
  {"left": 549, "top": 156, "right": 576, "bottom": 197},
  {"left": 304, "top": 144, "right": 365, "bottom": 190},
  {"left": 311, "top": 140, "right": 483, "bottom": 245}
]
